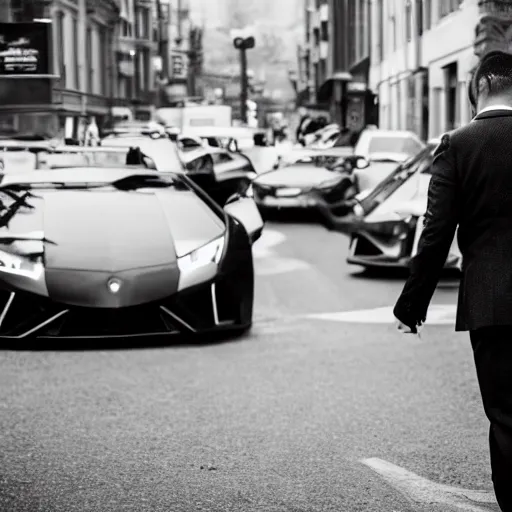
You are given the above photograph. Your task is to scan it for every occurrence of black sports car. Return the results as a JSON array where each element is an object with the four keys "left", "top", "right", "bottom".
[{"left": 0, "top": 144, "right": 263, "bottom": 340}]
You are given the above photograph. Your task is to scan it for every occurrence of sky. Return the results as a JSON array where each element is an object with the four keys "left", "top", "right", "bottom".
[{"left": 188, "top": 0, "right": 304, "bottom": 99}]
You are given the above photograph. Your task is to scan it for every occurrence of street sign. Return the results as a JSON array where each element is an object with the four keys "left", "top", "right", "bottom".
[
  {"left": 0, "top": 22, "right": 51, "bottom": 76},
  {"left": 170, "top": 52, "right": 188, "bottom": 80}
]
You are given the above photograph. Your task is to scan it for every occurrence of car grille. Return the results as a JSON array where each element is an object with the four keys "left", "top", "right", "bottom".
[{"left": 0, "top": 281, "right": 238, "bottom": 339}]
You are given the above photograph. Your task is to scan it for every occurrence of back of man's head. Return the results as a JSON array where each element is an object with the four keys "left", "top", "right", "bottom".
[{"left": 471, "top": 50, "right": 512, "bottom": 108}]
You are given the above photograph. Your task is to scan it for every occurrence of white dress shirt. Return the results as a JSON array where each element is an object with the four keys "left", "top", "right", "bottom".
[{"left": 478, "top": 104, "right": 512, "bottom": 114}]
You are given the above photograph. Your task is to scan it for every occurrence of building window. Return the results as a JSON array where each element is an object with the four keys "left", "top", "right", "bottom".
[
  {"left": 141, "top": 8, "right": 150, "bottom": 39},
  {"left": 391, "top": 15, "right": 397, "bottom": 52},
  {"left": 377, "top": 0, "right": 384, "bottom": 61},
  {"left": 416, "top": 0, "right": 424, "bottom": 36},
  {"left": 439, "top": 0, "right": 462, "bottom": 19},
  {"left": 121, "top": 20, "right": 132, "bottom": 37},
  {"left": 86, "top": 27, "right": 93, "bottom": 93},
  {"left": 320, "top": 21, "right": 328, "bottom": 42},
  {"left": 444, "top": 62, "right": 459, "bottom": 130},
  {"left": 99, "top": 27, "right": 108, "bottom": 95},
  {"left": 134, "top": 8, "right": 140, "bottom": 38},
  {"left": 72, "top": 17, "right": 80, "bottom": 90},
  {"left": 406, "top": 1, "right": 412, "bottom": 42},
  {"left": 348, "top": 0, "right": 356, "bottom": 64},
  {"left": 143, "top": 49, "right": 151, "bottom": 91},
  {"left": 424, "top": 0, "right": 431, "bottom": 30},
  {"left": 357, "top": 0, "right": 365, "bottom": 59},
  {"left": 56, "top": 11, "right": 65, "bottom": 81}
]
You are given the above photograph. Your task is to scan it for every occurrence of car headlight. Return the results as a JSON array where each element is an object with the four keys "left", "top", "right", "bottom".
[
  {"left": 177, "top": 236, "right": 225, "bottom": 273},
  {"left": 0, "top": 250, "right": 43, "bottom": 279}
]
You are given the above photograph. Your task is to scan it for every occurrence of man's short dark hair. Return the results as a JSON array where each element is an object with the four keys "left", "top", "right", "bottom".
[{"left": 471, "top": 50, "right": 512, "bottom": 105}]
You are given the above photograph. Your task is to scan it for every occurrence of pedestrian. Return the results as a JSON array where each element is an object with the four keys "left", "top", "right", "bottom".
[{"left": 393, "top": 50, "right": 512, "bottom": 511}]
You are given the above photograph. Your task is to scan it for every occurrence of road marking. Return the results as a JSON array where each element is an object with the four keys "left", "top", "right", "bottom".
[
  {"left": 255, "top": 257, "right": 311, "bottom": 276},
  {"left": 362, "top": 458, "right": 496, "bottom": 511},
  {"left": 252, "top": 228, "right": 312, "bottom": 276},
  {"left": 252, "top": 229, "right": 287, "bottom": 259},
  {"left": 306, "top": 305, "right": 456, "bottom": 325}
]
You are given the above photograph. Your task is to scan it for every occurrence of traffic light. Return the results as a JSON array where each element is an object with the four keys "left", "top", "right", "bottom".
[{"left": 233, "top": 36, "right": 255, "bottom": 50}]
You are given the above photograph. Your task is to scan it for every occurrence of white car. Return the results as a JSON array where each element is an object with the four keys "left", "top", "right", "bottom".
[{"left": 347, "top": 138, "right": 461, "bottom": 270}]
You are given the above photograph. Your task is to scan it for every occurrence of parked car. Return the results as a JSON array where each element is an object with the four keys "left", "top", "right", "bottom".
[
  {"left": 346, "top": 139, "right": 461, "bottom": 270},
  {"left": 0, "top": 144, "right": 262, "bottom": 340},
  {"left": 251, "top": 147, "right": 370, "bottom": 223},
  {"left": 101, "top": 134, "right": 257, "bottom": 207}
]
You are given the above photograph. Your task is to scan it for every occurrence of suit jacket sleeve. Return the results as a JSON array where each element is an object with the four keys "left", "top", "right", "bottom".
[{"left": 393, "top": 134, "right": 460, "bottom": 329}]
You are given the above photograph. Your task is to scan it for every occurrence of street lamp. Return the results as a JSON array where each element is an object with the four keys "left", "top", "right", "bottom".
[{"left": 232, "top": 32, "right": 255, "bottom": 124}]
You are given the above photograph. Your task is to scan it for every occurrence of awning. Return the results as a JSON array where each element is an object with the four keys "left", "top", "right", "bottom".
[{"left": 317, "top": 71, "right": 353, "bottom": 103}]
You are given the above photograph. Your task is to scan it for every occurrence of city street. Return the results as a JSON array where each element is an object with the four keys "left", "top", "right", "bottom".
[{"left": 0, "top": 219, "right": 500, "bottom": 512}]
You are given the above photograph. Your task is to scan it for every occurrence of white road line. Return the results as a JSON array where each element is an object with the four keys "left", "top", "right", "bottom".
[
  {"left": 252, "top": 228, "right": 312, "bottom": 275},
  {"left": 254, "top": 257, "right": 311, "bottom": 276},
  {"left": 362, "top": 458, "right": 496, "bottom": 511},
  {"left": 252, "top": 229, "right": 287, "bottom": 259},
  {"left": 306, "top": 305, "right": 457, "bottom": 325}
]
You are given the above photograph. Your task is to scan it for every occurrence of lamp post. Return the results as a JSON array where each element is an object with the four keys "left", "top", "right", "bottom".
[{"left": 232, "top": 33, "right": 255, "bottom": 124}]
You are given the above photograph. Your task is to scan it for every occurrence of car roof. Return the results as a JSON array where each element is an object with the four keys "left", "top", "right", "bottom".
[
  {"left": 364, "top": 130, "right": 418, "bottom": 137},
  {"left": 184, "top": 126, "right": 255, "bottom": 138}
]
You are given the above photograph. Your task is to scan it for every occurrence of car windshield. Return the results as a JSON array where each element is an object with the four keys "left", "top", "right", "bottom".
[
  {"left": 368, "top": 135, "right": 425, "bottom": 158},
  {"left": 359, "top": 143, "right": 436, "bottom": 215},
  {"left": 283, "top": 154, "right": 341, "bottom": 169}
]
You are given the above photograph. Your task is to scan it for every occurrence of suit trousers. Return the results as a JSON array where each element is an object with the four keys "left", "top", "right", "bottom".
[{"left": 470, "top": 326, "right": 512, "bottom": 511}]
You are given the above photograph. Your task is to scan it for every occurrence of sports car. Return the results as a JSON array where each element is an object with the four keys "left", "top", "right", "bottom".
[
  {"left": 252, "top": 147, "right": 395, "bottom": 225},
  {"left": 346, "top": 139, "right": 461, "bottom": 270},
  {"left": 101, "top": 133, "right": 257, "bottom": 207},
  {"left": 0, "top": 144, "right": 263, "bottom": 340}
]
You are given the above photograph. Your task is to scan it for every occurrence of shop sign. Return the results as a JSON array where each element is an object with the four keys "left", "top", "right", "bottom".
[
  {"left": 0, "top": 22, "right": 51, "bottom": 76},
  {"left": 347, "top": 82, "right": 367, "bottom": 92}
]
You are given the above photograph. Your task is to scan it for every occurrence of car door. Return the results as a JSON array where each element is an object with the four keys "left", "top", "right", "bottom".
[{"left": 209, "top": 150, "right": 256, "bottom": 206}]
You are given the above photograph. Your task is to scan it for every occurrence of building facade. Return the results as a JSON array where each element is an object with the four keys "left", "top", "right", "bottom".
[
  {"left": 297, "top": 0, "right": 377, "bottom": 131},
  {"left": 0, "top": 0, "right": 162, "bottom": 137},
  {"left": 0, "top": 0, "right": 120, "bottom": 138},
  {"left": 369, "top": 0, "right": 480, "bottom": 140},
  {"left": 113, "top": 0, "right": 158, "bottom": 121}
]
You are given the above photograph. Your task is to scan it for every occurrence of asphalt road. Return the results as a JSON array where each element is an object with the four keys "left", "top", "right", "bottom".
[{"left": 0, "top": 217, "right": 500, "bottom": 512}]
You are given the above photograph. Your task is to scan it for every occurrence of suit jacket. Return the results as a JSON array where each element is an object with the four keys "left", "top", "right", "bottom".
[{"left": 394, "top": 109, "right": 512, "bottom": 332}]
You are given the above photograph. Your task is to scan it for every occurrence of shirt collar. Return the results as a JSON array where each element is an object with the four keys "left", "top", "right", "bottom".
[{"left": 478, "top": 105, "right": 512, "bottom": 114}]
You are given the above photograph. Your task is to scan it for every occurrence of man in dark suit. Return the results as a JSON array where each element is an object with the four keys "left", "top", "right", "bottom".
[{"left": 393, "top": 50, "right": 512, "bottom": 511}]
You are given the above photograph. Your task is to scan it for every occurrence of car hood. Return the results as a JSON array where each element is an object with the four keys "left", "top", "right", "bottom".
[
  {"left": 254, "top": 166, "right": 339, "bottom": 188},
  {"left": 3, "top": 188, "right": 225, "bottom": 272}
]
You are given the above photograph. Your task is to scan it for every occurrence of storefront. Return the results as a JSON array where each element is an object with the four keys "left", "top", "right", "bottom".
[{"left": 0, "top": 21, "right": 113, "bottom": 140}]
